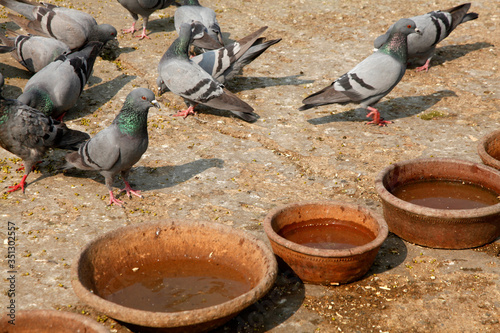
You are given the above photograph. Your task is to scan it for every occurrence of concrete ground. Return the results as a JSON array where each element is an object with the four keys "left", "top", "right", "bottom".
[{"left": 0, "top": 0, "right": 499, "bottom": 332}]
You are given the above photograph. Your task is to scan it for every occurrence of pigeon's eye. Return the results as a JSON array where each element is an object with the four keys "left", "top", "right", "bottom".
[
  {"left": 407, "top": 25, "right": 412, "bottom": 28},
  {"left": 142, "top": 96, "right": 147, "bottom": 100}
]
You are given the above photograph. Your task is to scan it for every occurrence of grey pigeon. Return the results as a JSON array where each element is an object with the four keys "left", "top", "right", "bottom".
[
  {"left": 157, "top": 26, "right": 281, "bottom": 93},
  {"left": 374, "top": 3, "right": 478, "bottom": 72},
  {"left": 0, "top": 0, "right": 117, "bottom": 50},
  {"left": 64, "top": 88, "right": 160, "bottom": 206},
  {"left": 158, "top": 22, "right": 257, "bottom": 122},
  {"left": 299, "top": 19, "right": 420, "bottom": 126},
  {"left": 117, "top": 0, "right": 179, "bottom": 40},
  {"left": 175, "top": 0, "right": 223, "bottom": 48},
  {"left": 0, "top": 30, "right": 70, "bottom": 73},
  {"left": 17, "top": 41, "right": 102, "bottom": 120},
  {"left": 0, "top": 88, "right": 90, "bottom": 193}
]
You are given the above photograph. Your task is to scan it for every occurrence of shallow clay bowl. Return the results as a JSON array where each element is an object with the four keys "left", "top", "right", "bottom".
[
  {"left": 72, "top": 220, "right": 277, "bottom": 333},
  {"left": 478, "top": 129, "right": 500, "bottom": 171},
  {"left": 263, "top": 201, "right": 388, "bottom": 285},
  {"left": 375, "top": 158, "right": 500, "bottom": 249},
  {"left": 0, "top": 309, "right": 108, "bottom": 332}
]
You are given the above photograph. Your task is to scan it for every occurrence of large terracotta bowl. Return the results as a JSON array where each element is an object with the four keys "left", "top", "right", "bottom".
[
  {"left": 263, "top": 201, "right": 388, "bottom": 285},
  {"left": 478, "top": 129, "right": 500, "bottom": 171},
  {"left": 375, "top": 158, "right": 500, "bottom": 249},
  {"left": 0, "top": 309, "right": 108, "bottom": 332},
  {"left": 71, "top": 220, "right": 277, "bottom": 333}
]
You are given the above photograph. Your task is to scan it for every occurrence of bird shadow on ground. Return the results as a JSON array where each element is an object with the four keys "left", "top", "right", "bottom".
[
  {"left": 147, "top": 17, "right": 176, "bottom": 36},
  {"left": 228, "top": 74, "right": 315, "bottom": 93},
  {"left": 60, "top": 158, "right": 224, "bottom": 192},
  {"left": 414, "top": 42, "right": 494, "bottom": 69},
  {"left": 0, "top": 63, "right": 31, "bottom": 98},
  {"left": 306, "top": 90, "right": 457, "bottom": 126},
  {"left": 65, "top": 73, "right": 137, "bottom": 121}
]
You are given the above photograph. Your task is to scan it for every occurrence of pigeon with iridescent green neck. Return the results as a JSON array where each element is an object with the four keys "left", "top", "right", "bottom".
[
  {"left": 299, "top": 19, "right": 420, "bottom": 126},
  {"left": 64, "top": 88, "right": 160, "bottom": 206}
]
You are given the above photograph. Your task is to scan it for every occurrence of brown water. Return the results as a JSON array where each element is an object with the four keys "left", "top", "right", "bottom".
[
  {"left": 279, "top": 218, "right": 376, "bottom": 250},
  {"left": 100, "top": 259, "right": 251, "bottom": 312},
  {"left": 392, "top": 179, "right": 499, "bottom": 209}
]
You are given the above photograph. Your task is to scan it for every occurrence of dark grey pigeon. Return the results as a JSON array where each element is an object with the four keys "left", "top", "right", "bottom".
[
  {"left": 175, "top": 0, "right": 223, "bottom": 48},
  {"left": 156, "top": 26, "right": 281, "bottom": 93},
  {"left": 374, "top": 3, "right": 478, "bottom": 72},
  {"left": 117, "top": 0, "right": 179, "bottom": 40},
  {"left": 0, "top": 88, "right": 90, "bottom": 193},
  {"left": 17, "top": 41, "right": 102, "bottom": 120},
  {"left": 0, "top": 30, "right": 70, "bottom": 73},
  {"left": 64, "top": 88, "right": 160, "bottom": 206},
  {"left": 158, "top": 22, "right": 257, "bottom": 122},
  {"left": 0, "top": 0, "right": 117, "bottom": 50},
  {"left": 299, "top": 19, "right": 420, "bottom": 126}
]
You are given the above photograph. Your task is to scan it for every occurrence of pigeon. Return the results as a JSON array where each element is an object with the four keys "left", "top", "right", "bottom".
[
  {"left": 0, "top": 0, "right": 117, "bottom": 50},
  {"left": 64, "top": 88, "right": 160, "bottom": 206},
  {"left": 117, "top": 0, "right": 179, "bottom": 40},
  {"left": 0, "top": 86, "right": 90, "bottom": 193},
  {"left": 299, "top": 19, "right": 420, "bottom": 126},
  {"left": 0, "top": 30, "right": 70, "bottom": 73},
  {"left": 157, "top": 26, "right": 281, "bottom": 93},
  {"left": 175, "top": 0, "right": 223, "bottom": 48},
  {"left": 158, "top": 22, "right": 257, "bottom": 122},
  {"left": 17, "top": 41, "right": 103, "bottom": 120},
  {"left": 374, "top": 3, "right": 478, "bottom": 72}
]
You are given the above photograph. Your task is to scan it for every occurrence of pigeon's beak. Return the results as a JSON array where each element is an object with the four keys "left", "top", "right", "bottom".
[{"left": 152, "top": 100, "right": 161, "bottom": 109}]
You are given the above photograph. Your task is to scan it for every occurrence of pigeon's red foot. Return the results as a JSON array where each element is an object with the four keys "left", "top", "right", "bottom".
[
  {"left": 107, "top": 191, "right": 124, "bottom": 206},
  {"left": 122, "top": 23, "right": 137, "bottom": 34},
  {"left": 8, "top": 174, "right": 28, "bottom": 193},
  {"left": 415, "top": 59, "right": 431, "bottom": 72},
  {"left": 135, "top": 28, "right": 150, "bottom": 40},
  {"left": 172, "top": 105, "right": 196, "bottom": 119},
  {"left": 366, "top": 106, "right": 393, "bottom": 126},
  {"left": 120, "top": 181, "right": 143, "bottom": 199}
]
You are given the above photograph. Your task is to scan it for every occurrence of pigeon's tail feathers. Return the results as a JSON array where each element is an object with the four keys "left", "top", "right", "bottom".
[
  {"left": 231, "top": 38, "right": 281, "bottom": 76},
  {"left": 49, "top": 121, "right": 90, "bottom": 150},
  {"left": 0, "top": 45, "right": 15, "bottom": 53},
  {"left": 299, "top": 84, "right": 351, "bottom": 110},
  {"left": 230, "top": 110, "right": 259, "bottom": 123},
  {"left": 446, "top": 3, "right": 478, "bottom": 31},
  {"left": 7, "top": 13, "right": 44, "bottom": 37},
  {"left": 0, "top": 0, "right": 37, "bottom": 21},
  {"left": 0, "top": 32, "right": 15, "bottom": 47}
]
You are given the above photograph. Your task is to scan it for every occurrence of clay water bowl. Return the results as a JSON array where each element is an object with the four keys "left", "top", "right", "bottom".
[
  {"left": 375, "top": 158, "right": 500, "bottom": 249},
  {"left": 263, "top": 201, "right": 388, "bottom": 285},
  {"left": 0, "top": 309, "right": 108, "bottom": 332},
  {"left": 72, "top": 220, "right": 277, "bottom": 333},
  {"left": 478, "top": 129, "right": 500, "bottom": 171}
]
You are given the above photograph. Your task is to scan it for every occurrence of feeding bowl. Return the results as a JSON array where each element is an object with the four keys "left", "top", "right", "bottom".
[
  {"left": 375, "top": 158, "right": 500, "bottom": 249},
  {"left": 263, "top": 201, "right": 388, "bottom": 285},
  {"left": 71, "top": 220, "right": 277, "bottom": 333},
  {"left": 0, "top": 309, "right": 108, "bottom": 332},
  {"left": 478, "top": 129, "right": 500, "bottom": 171}
]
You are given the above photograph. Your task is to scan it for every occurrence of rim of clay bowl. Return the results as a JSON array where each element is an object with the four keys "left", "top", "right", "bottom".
[
  {"left": 478, "top": 129, "right": 500, "bottom": 170},
  {"left": 375, "top": 158, "right": 500, "bottom": 219},
  {"left": 1, "top": 309, "right": 109, "bottom": 332},
  {"left": 71, "top": 220, "right": 278, "bottom": 328},
  {"left": 263, "top": 201, "right": 389, "bottom": 258}
]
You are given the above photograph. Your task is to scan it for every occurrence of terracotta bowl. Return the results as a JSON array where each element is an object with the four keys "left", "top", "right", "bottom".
[
  {"left": 478, "top": 129, "right": 500, "bottom": 171},
  {"left": 375, "top": 158, "right": 500, "bottom": 249},
  {"left": 72, "top": 220, "right": 277, "bottom": 333},
  {"left": 0, "top": 309, "right": 108, "bottom": 332},
  {"left": 263, "top": 201, "right": 388, "bottom": 285}
]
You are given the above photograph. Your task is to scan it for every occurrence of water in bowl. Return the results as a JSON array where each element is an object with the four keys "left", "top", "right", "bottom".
[
  {"left": 278, "top": 218, "right": 376, "bottom": 250},
  {"left": 100, "top": 258, "right": 252, "bottom": 312},
  {"left": 392, "top": 179, "right": 499, "bottom": 209}
]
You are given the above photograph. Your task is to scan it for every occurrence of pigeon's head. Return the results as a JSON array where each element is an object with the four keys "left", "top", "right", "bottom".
[
  {"left": 393, "top": 18, "right": 421, "bottom": 36},
  {"left": 94, "top": 24, "right": 118, "bottom": 44},
  {"left": 128, "top": 88, "right": 160, "bottom": 112},
  {"left": 187, "top": 21, "right": 223, "bottom": 50}
]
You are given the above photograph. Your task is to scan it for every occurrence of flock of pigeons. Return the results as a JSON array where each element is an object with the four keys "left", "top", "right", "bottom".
[{"left": 0, "top": 0, "right": 478, "bottom": 206}]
